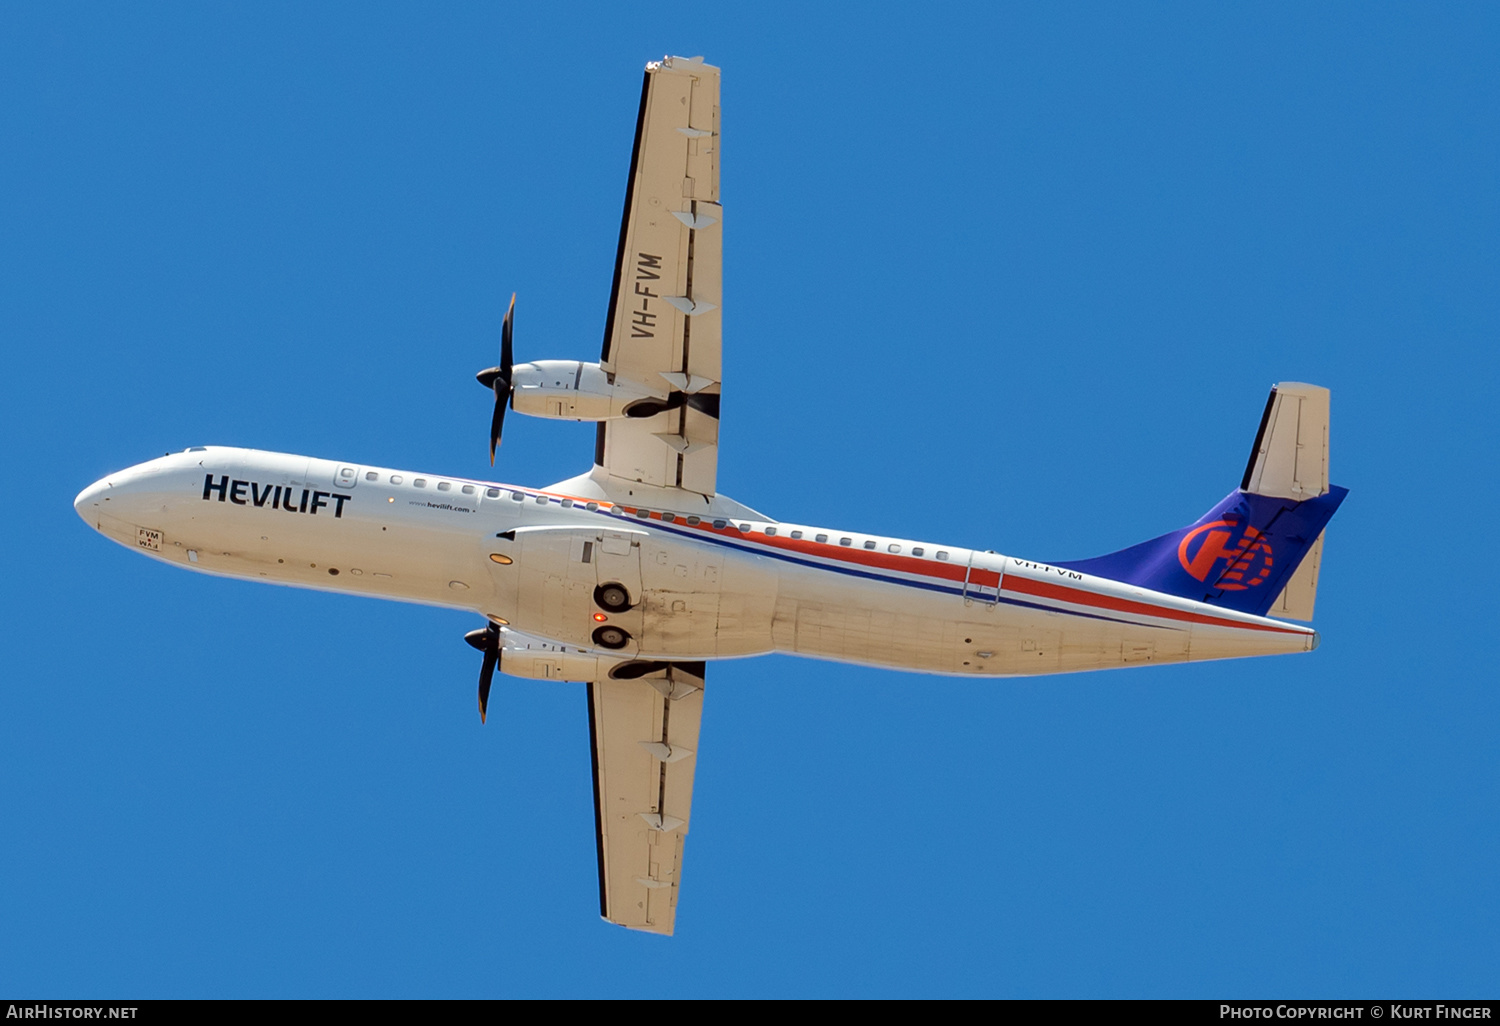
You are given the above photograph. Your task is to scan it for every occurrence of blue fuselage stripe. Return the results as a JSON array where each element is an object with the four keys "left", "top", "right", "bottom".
[{"left": 582, "top": 505, "right": 1178, "bottom": 633}]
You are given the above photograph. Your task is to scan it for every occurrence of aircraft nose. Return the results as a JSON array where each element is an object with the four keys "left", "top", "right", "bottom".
[{"left": 74, "top": 477, "right": 112, "bottom": 526}]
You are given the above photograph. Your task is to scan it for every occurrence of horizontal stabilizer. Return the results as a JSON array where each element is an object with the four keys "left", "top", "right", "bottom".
[{"left": 1243, "top": 382, "right": 1329, "bottom": 501}]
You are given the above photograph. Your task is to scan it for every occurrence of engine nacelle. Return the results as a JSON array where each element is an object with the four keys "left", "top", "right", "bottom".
[{"left": 510, "top": 360, "right": 668, "bottom": 421}]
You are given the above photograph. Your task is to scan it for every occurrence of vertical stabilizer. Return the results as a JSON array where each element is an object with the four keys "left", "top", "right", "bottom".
[
  {"left": 1054, "top": 383, "right": 1346, "bottom": 620},
  {"left": 1242, "top": 383, "right": 1333, "bottom": 621}
]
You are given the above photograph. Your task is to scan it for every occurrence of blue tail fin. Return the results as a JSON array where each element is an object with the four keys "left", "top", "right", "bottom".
[
  {"left": 1053, "top": 486, "right": 1347, "bottom": 616},
  {"left": 1054, "top": 382, "right": 1348, "bottom": 617}
]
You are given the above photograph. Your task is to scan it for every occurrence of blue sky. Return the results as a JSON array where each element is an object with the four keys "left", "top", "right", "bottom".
[{"left": 3, "top": 2, "right": 1497, "bottom": 997}]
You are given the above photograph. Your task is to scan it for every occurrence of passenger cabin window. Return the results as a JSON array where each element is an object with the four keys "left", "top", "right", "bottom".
[
  {"left": 790, "top": 530, "right": 803, "bottom": 540},
  {"left": 936, "top": 551, "right": 950, "bottom": 561},
  {"left": 461, "top": 485, "right": 475, "bottom": 495},
  {"left": 739, "top": 523, "right": 750, "bottom": 532},
  {"left": 863, "top": 540, "right": 876, "bottom": 550},
  {"left": 888, "top": 544, "right": 901, "bottom": 553},
  {"left": 485, "top": 488, "right": 500, "bottom": 498},
  {"left": 686, "top": 516, "right": 700, "bottom": 525},
  {"left": 413, "top": 478, "right": 427, "bottom": 488},
  {"left": 536, "top": 495, "right": 547, "bottom": 504},
  {"left": 511, "top": 492, "right": 524, "bottom": 502},
  {"left": 913, "top": 547, "right": 925, "bottom": 556},
  {"left": 390, "top": 475, "right": 403, "bottom": 485},
  {"left": 437, "top": 481, "right": 451, "bottom": 492},
  {"left": 839, "top": 537, "right": 852, "bottom": 546},
  {"left": 365, "top": 471, "right": 378, "bottom": 481},
  {"left": 764, "top": 527, "right": 777, "bottom": 536},
  {"left": 712, "top": 519, "right": 727, "bottom": 529},
  {"left": 562, "top": 499, "right": 574, "bottom": 508},
  {"left": 636, "top": 509, "right": 650, "bottom": 518},
  {"left": 586, "top": 502, "right": 599, "bottom": 511},
  {"left": 815, "top": 534, "right": 828, "bottom": 543}
]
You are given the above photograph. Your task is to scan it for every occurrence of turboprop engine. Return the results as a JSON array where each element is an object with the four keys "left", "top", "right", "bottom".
[
  {"left": 476, "top": 294, "right": 718, "bottom": 464},
  {"left": 509, "top": 359, "right": 676, "bottom": 421}
]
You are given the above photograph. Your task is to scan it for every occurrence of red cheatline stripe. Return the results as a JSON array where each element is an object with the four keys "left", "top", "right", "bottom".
[
  {"left": 542, "top": 494, "right": 1306, "bottom": 634},
  {"left": 1002, "top": 575, "right": 1309, "bottom": 635},
  {"left": 609, "top": 505, "right": 973, "bottom": 583}
]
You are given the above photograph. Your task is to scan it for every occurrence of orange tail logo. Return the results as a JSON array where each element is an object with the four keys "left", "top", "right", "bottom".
[{"left": 1177, "top": 519, "right": 1274, "bottom": 590}]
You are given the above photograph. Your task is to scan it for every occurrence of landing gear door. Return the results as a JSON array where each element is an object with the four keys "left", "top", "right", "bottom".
[
  {"left": 963, "top": 551, "right": 1004, "bottom": 604},
  {"left": 593, "top": 528, "right": 646, "bottom": 653}
]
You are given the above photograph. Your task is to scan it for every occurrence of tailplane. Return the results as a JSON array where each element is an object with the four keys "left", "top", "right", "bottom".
[{"left": 1055, "top": 383, "right": 1347, "bottom": 620}]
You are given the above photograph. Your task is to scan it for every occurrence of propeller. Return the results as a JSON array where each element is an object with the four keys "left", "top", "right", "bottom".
[
  {"left": 464, "top": 623, "right": 502, "bottom": 723},
  {"left": 475, "top": 293, "right": 517, "bottom": 465}
]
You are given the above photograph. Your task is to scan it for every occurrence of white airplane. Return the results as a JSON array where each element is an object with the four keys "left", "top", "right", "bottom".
[{"left": 74, "top": 56, "right": 1347, "bottom": 936}]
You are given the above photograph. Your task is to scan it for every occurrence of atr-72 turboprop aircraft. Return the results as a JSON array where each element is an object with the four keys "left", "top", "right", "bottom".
[{"left": 75, "top": 56, "right": 1348, "bottom": 936}]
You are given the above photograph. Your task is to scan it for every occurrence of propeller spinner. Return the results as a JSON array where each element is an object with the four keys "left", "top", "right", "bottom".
[{"left": 475, "top": 293, "right": 517, "bottom": 465}]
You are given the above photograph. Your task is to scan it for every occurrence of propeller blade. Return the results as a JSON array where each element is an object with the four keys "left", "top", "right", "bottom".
[
  {"left": 500, "top": 292, "right": 515, "bottom": 374},
  {"left": 478, "top": 646, "right": 497, "bottom": 724},
  {"left": 485, "top": 293, "right": 517, "bottom": 465},
  {"left": 489, "top": 389, "right": 508, "bottom": 466},
  {"left": 466, "top": 624, "right": 502, "bottom": 724}
]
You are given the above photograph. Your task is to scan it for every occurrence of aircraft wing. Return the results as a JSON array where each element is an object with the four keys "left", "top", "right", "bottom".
[
  {"left": 596, "top": 56, "right": 722, "bottom": 500},
  {"left": 587, "top": 663, "right": 705, "bottom": 936}
]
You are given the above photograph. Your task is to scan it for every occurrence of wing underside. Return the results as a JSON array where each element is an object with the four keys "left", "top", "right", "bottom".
[
  {"left": 587, "top": 662, "right": 705, "bottom": 935},
  {"left": 597, "top": 56, "right": 723, "bottom": 500}
]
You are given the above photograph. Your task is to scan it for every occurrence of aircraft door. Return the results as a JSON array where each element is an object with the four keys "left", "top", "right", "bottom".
[{"left": 963, "top": 550, "right": 1004, "bottom": 604}]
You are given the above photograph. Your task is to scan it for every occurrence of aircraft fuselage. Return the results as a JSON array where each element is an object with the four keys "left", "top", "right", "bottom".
[{"left": 75, "top": 447, "right": 1317, "bottom": 681}]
